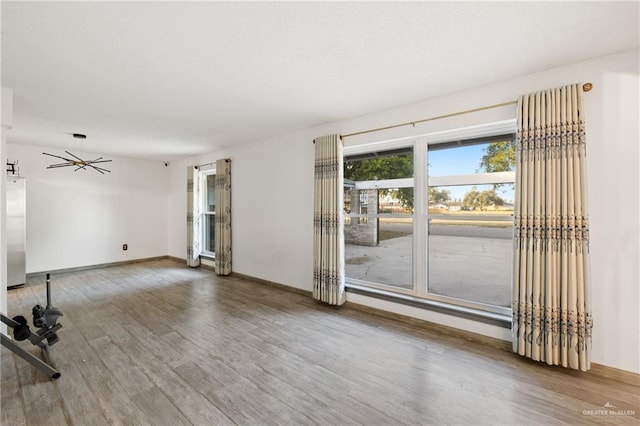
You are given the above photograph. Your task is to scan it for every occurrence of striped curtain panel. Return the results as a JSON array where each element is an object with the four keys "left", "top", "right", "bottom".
[
  {"left": 512, "top": 83, "right": 592, "bottom": 371},
  {"left": 186, "top": 165, "right": 201, "bottom": 268},
  {"left": 313, "top": 134, "right": 346, "bottom": 305},
  {"left": 214, "top": 159, "right": 232, "bottom": 275}
]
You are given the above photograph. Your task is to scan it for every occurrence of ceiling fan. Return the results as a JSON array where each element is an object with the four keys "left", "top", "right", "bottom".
[{"left": 42, "top": 133, "right": 112, "bottom": 174}]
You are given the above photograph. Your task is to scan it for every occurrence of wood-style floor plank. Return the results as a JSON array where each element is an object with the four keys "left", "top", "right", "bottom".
[
  {"left": 0, "top": 347, "right": 27, "bottom": 426},
  {"left": 131, "top": 386, "right": 191, "bottom": 426},
  {"left": 2, "top": 259, "right": 638, "bottom": 425}
]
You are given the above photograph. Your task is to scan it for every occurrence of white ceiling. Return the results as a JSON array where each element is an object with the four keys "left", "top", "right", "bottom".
[{"left": 2, "top": 1, "right": 638, "bottom": 161}]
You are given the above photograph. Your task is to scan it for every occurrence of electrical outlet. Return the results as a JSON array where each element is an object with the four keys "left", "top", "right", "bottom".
[{"left": 123, "top": 244, "right": 128, "bottom": 251}]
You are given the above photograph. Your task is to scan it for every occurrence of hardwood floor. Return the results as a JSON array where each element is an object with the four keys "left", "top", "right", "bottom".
[{"left": 2, "top": 259, "right": 638, "bottom": 425}]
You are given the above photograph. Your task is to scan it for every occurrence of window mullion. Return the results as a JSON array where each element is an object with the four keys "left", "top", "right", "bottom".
[{"left": 413, "top": 139, "right": 428, "bottom": 298}]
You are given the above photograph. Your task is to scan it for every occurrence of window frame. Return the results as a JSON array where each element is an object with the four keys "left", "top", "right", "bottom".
[
  {"left": 343, "top": 120, "right": 516, "bottom": 316},
  {"left": 344, "top": 144, "right": 416, "bottom": 292},
  {"left": 199, "top": 167, "right": 216, "bottom": 258}
]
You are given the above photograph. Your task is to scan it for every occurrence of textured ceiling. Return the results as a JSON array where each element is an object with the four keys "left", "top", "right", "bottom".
[{"left": 2, "top": 1, "right": 639, "bottom": 161}]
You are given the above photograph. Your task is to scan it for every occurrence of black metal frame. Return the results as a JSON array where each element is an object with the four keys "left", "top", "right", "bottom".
[
  {"left": 1, "top": 314, "right": 62, "bottom": 379},
  {"left": 1, "top": 273, "right": 63, "bottom": 380}
]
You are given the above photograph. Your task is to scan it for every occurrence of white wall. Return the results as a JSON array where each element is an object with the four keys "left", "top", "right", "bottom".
[
  {"left": 1, "top": 88, "right": 14, "bottom": 321},
  {"left": 7, "top": 143, "right": 169, "bottom": 273},
  {"left": 1, "top": 130, "right": 6, "bottom": 320},
  {"left": 168, "top": 132, "right": 316, "bottom": 287},
  {"left": 167, "top": 48, "right": 640, "bottom": 373}
]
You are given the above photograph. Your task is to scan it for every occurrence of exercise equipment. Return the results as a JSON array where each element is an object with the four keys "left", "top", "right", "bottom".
[{"left": 1, "top": 273, "right": 63, "bottom": 379}]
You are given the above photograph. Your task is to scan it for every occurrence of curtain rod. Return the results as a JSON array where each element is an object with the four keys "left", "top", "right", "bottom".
[
  {"left": 194, "top": 162, "right": 214, "bottom": 169},
  {"left": 341, "top": 82, "right": 593, "bottom": 139},
  {"left": 194, "top": 158, "right": 230, "bottom": 169}
]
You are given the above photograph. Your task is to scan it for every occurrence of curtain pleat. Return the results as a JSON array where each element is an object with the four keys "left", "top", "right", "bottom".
[
  {"left": 186, "top": 166, "right": 201, "bottom": 268},
  {"left": 215, "top": 159, "right": 232, "bottom": 275},
  {"left": 512, "top": 83, "right": 592, "bottom": 371},
  {"left": 313, "top": 135, "right": 346, "bottom": 305}
]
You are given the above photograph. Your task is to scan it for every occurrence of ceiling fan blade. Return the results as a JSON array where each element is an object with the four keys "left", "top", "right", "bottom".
[
  {"left": 86, "top": 158, "right": 113, "bottom": 165},
  {"left": 47, "top": 162, "right": 75, "bottom": 168},
  {"left": 43, "top": 152, "right": 75, "bottom": 162},
  {"left": 90, "top": 165, "right": 111, "bottom": 173},
  {"left": 89, "top": 165, "right": 107, "bottom": 174},
  {"left": 65, "top": 151, "right": 86, "bottom": 162}
]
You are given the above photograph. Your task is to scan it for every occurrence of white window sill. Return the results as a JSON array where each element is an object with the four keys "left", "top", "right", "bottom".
[{"left": 345, "top": 283, "right": 512, "bottom": 329}]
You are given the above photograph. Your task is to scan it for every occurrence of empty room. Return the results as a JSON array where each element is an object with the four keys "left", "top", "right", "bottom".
[{"left": 1, "top": 1, "right": 638, "bottom": 425}]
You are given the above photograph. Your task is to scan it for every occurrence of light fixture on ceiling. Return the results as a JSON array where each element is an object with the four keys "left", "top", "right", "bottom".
[{"left": 43, "top": 133, "right": 112, "bottom": 174}]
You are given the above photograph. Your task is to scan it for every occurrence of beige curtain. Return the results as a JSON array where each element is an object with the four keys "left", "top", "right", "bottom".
[
  {"left": 512, "top": 83, "right": 592, "bottom": 371},
  {"left": 186, "top": 165, "right": 201, "bottom": 268},
  {"left": 313, "top": 134, "right": 346, "bottom": 305},
  {"left": 214, "top": 159, "right": 232, "bottom": 275}
]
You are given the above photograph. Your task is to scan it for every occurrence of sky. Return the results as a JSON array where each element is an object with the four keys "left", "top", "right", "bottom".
[{"left": 428, "top": 143, "right": 514, "bottom": 203}]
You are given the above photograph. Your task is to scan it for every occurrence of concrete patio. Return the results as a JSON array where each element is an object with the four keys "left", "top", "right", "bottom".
[{"left": 345, "top": 226, "right": 513, "bottom": 307}]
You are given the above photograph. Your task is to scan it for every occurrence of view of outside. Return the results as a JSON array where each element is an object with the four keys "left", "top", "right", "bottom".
[
  {"left": 428, "top": 141, "right": 514, "bottom": 307},
  {"left": 203, "top": 174, "right": 216, "bottom": 254},
  {"left": 344, "top": 138, "right": 515, "bottom": 308},
  {"left": 344, "top": 150, "right": 414, "bottom": 289}
]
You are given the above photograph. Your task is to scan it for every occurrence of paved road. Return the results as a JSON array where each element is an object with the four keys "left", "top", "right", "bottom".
[
  {"left": 430, "top": 224, "right": 512, "bottom": 239},
  {"left": 380, "top": 221, "right": 513, "bottom": 239},
  {"left": 430, "top": 214, "right": 513, "bottom": 222}
]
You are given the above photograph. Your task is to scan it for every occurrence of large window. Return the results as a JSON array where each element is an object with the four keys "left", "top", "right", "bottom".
[
  {"left": 201, "top": 171, "right": 216, "bottom": 257},
  {"left": 427, "top": 138, "right": 515, "bottom": 309},
  {"left": 343, "top": 127, "right": 515, "bottom": 314},
  {"left": 344, "top": 148, "right": 414, "bottom": 290}
]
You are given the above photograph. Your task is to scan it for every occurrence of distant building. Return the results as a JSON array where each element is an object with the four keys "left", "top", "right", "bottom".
[{"left": 448, "top": 201, "right": 463, "bottom": 212}]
